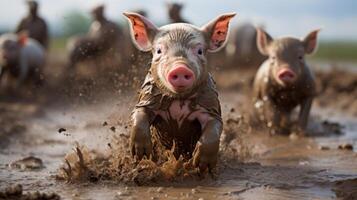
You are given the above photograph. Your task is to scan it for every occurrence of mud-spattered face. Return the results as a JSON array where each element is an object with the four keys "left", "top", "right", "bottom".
[{"left": 150, "top": 24, "right": 208, "bottom": 97}]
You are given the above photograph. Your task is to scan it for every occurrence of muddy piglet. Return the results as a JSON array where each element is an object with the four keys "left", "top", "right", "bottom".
[
  {"left": 124, "top": 12, "right": 235, "bottom": 171},
  {"left": 252, "top": 28, "right": 319, "bottom": 134},
  {"left": 0, "top": 32, "right": 45, "bottom": 86}
]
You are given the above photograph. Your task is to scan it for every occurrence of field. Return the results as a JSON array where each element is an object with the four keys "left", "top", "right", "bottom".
[{"left": 0, "top": 39, "right": 356, "bottom": 200}]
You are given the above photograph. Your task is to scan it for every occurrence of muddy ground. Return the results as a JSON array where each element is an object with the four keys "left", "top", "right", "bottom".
[{"left": 0, "top": 54, "right": 356, "bottom": 200}]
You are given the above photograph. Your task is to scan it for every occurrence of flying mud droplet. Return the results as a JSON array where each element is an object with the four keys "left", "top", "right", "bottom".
[{"left": 58, "top": 127, "right": 66, "bottom": 133}]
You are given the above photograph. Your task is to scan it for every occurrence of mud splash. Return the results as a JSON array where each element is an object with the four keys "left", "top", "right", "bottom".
[
  {"left": 56, "top": 113, "right": 252, "bottom": 186},
  {"left": 56, "top": 140, "right": 202, "bottom": 185}
]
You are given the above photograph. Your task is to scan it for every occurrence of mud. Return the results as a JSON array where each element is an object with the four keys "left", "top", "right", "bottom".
[
  {"left": 0, "top": 184, "right": 60, "bottom": 200},
  {"left": 0, "top": 56, "right": 356, "bottom": 199},
  {"left": 8, "top": 156, "right": 44, "bottom": 170},
  {"left": 334, "top": 178, "right": 357, "bottom": 200}
]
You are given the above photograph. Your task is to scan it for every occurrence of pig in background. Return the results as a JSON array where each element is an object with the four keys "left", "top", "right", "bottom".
[
  {"left": 252, "top": 28, "right": 320, "bottom": 135},
  {"left": 225, "top": 23, "right": 266, "bottom": 68},
  {"left": 0, "top": 32, "right": 45, "bottom": 88},
  {"left": 15, "top": 0, "right": 49, "bottom": 50},
  {"left": 124, "top": 12, "right": 235, "bottom": 171},
  {"left": 66, "top": 4, "right": 124, "bottom": 71},
  {"left": 167, "top": 2, "right": 190, "bottom": 23}
]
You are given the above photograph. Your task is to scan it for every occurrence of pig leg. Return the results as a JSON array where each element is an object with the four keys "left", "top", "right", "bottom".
[
  {"left": 279, "top": 111, "right": 291, "bottom": 134},
  {"left": 17, "top": 58, "right": 29, "bottom": 87},
  {"left": 193, "top": 119, "right": 222, "bottom": 172},
  {"left": 298, "top": 97, "right": 313, "bottom": 132},
  {"left": 270, "top": 108, "right": 289, "bottom": 134},
  {"left": 130, "top": 107, "right": 152, "bottom": 160}
]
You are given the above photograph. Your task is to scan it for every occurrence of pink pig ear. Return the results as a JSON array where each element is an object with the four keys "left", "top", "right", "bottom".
[
  {"left": 256, "top": 28, "right": 273, "bottom": 56},
  {"left": 201, "top": 13, "right": 236, "bottom": 52},
  {"left": 123, "top": 12, "right": 158, "bottom": 52},
  {"left": 303, "top": 29, "right": 320, "bottom": 54}
]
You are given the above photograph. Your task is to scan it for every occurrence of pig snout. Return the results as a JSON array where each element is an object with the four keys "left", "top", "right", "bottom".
[
  {"left": 167, "top": 64, "right": 195, "bottom": 91},
  {"left": 277, "top": 68, "right": 296, "bottom": 83}
]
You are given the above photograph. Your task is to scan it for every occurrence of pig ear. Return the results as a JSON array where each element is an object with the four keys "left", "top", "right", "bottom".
[
  {"left": 17, "top": 31, "right": 29, "bottom": 46},
  {"left": 256, "top": 28, "right": 273, "bottom": 56},
  {"left": 303, "top": 29, "right": 320, "bottom": 54},
  {"left": 201, "top": 13, "right": 236, "bottom": 52},
  {"left": 123, "top": 12, "right": 158, "bottom": 52}
]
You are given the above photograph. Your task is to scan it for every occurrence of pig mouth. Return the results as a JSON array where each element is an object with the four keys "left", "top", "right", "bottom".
[{"left": 277, "top": 69, "right": 296, "bottom": 83}]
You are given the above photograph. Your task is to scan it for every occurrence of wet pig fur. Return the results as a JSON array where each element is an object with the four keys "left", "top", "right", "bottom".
[
  {"left": 252, "top": 28, "right": 320, "bottom": 134},
  {"left": 124, "top": 12, "right": 235, "bottom": 171}
]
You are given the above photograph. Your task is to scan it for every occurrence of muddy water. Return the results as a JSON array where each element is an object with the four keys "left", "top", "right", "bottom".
[{"left": 0, "top": 87, "right": 356, "bottom": 200}]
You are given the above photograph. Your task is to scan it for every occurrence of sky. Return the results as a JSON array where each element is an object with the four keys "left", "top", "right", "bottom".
[{"left": 0, "top": 0, "right": 356, "bottom": 40}]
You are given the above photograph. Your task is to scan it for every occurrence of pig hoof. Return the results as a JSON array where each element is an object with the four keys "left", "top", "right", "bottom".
[
  {"left": 192, "top": 142, "right": 218, "bottom": 172},
  {"left": 130, "top": 140, "right": 152, "bottom": 160}
]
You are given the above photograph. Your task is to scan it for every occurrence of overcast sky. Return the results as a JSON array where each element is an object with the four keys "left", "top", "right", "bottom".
[{"left": 0, "top": 0, "right": 356, "bottom": 40}]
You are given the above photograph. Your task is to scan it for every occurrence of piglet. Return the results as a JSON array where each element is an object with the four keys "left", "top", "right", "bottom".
[
  {"left": 252, "top": 28, "right": 319, "bottom": 134},
  {"left": 124, "top": 12, "right": 235, "bottom": 171},
  {"left": 0, "top": 32, "right": 45, "bottom": 86}
]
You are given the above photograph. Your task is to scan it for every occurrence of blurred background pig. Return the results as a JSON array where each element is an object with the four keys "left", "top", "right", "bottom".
[
  {"left": 252, "top": 29, "right": 319, "bottom": 134},
  {"left": 0, "top": 32, "right": 45, "bottom": 87},
  {"left": 66, "top": 4, "right": 124, "bottom": 72},
  {"left": 167, "top": 2, "right": 189, "bottom": 23}
]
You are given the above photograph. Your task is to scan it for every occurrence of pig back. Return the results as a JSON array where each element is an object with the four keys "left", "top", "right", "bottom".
[
  {"left": 21, "top": 39, "right": 45, "bottom": 69},
  {"left": 135, "top": 73, "right": 222, "bottom": 158}
]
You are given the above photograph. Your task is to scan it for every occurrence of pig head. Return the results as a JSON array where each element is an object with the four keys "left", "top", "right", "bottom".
[
  {"left": 253, "top": 28, "right": 319, "bottom": 133},
  {"left": 124, "top": 12, "right": 235, "bottom": 171}
]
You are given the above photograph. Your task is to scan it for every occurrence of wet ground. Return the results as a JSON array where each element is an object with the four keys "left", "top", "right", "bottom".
[{"left": 0, "top": 64, "right": 356, "bottom": 200}]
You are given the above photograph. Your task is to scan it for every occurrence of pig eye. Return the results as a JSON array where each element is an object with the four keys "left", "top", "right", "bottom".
[
  {"left": 298, "top": 55, "right": 303, "bottom": 60},
  {"left": 156, "top": 48, "right": 162, "bottom": 54},
  {"left": 197, "top": 48, "right": 203, "bottom": 55}
]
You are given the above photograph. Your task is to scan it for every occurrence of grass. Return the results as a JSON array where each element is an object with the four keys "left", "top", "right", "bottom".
[
  {"left": 312, "top": 41, "right": 357, "bottom": 62},
  {"left": 50, "top": 37, "right": 67, "bottom": 51}
]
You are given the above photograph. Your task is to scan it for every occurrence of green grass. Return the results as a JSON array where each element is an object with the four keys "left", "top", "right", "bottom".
[
  {"left": 50, "top": 37, "right": 67, "bottom": 51},
  {"left": 312, "top": 41, "right": 357, "bottom": 61}
]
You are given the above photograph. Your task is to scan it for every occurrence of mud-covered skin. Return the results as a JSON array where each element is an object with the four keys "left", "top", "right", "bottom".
[
  {"left": 125, "top": 12, "right": 234, "bottom": 170},
  {"left": 253, "top": 29, "right": 319, "bottom": 134},
  {"left": 133, "top": 73, "right": 221, "bottom": 161}
]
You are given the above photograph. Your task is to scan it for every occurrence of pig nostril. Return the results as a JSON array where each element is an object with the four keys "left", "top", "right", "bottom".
[
  {"left": 184, "top": 75, "right": 191, "bottom": 80},
  {"left": 172, "top": 75, "right": 178, "bottom": 80}
]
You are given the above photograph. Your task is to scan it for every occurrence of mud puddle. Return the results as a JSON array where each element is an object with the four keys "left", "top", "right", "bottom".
[{"left": 0, "top": 89, "right": 356, "bottom": 200}]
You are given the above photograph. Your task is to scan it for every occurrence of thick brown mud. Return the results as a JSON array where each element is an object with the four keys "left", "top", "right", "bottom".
[{"left": 0, "top": 61, "right": 356, "bottom": 199}]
